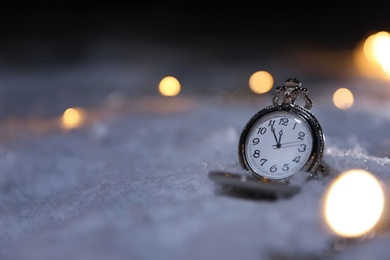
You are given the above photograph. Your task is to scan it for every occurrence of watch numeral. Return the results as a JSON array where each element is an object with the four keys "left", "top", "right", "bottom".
[
  {"left": 257, "top": 127, "right": 266, "bottom": 135},
  {"left": 293, "top": 122, "right": 297, "bottom": 130},
  {"left": 252, "top": 138, "right": 260, "bottom": 145},
  {"left": 298, "top": 144, "right": 306, "bottom": 152},
  {"left": 293, "top": 156, "right": 301, "bottom": 163},
  {"left": 297, "top": 132, "right": 305, "bottom": 140},
  {"left": 282, "top": 164, "right": 289, "bottom": 171},
  {"left": 259, "top": 158, "right": 267, "bottom": 166},
  {"left": 279, "top": 118, "right": 289, "bottom": 126},
  {"left": 270, "top": 165, "right": 277, "bottom": 172},
  {"left": 268, "top": 120, "right": 275, "bottom": 127},
  {"left": 253, "top": 150, "right": 260, "bottom": 158}
]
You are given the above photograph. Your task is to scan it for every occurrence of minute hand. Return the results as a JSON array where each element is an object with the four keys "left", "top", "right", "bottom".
[
  {"left": 278, "top": 129, "right": 283, "bottom": 145},
  {"left": 274, "top": 142, "right": 305, "bottom": 149},
  {"left": 272, "top": 140, "right": 303, "bottom": 148}
]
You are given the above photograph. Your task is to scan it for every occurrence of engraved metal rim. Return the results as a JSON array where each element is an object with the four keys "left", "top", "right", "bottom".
[{"left": 238, "top": 104, "right": 325, "bottom": 182}]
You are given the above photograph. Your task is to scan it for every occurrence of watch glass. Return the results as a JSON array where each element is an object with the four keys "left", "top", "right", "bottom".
[{"left": 243, "top": 110, "right": 313, "bottom": 180}]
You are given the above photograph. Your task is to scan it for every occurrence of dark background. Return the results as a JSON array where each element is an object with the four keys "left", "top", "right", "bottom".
[
  {"left": 0, "top": 3, "right": 389, "bottom": 119},
  {"left": 0, "top": 3, "right": 389, "bottom": 65}
]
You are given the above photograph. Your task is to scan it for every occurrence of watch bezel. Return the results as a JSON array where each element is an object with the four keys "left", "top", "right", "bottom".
[{"left": 238, "top": 103, "right": 325, "bottom": 182}]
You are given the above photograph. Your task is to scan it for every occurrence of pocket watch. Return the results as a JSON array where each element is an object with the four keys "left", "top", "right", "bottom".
[{"left": 238, "top": 78, "right": 326, "bottom": 183}]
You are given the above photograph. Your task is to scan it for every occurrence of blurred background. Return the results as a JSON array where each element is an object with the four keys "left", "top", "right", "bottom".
[
  {"left": 0, "top": 3, "right": 389, "bottom": 119},
  {"left": 2, "top": 4, "right": 390, "bottom": 259}
]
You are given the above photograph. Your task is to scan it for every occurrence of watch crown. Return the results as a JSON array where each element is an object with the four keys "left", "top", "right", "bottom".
[
  {"left": 284, "top": 78, "right": 301, "bottom": 87},
  {"left": 273, "top": 77, "right": 312, "bottom": 109}
]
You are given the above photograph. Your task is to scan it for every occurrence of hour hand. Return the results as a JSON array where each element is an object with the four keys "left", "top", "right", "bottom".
[{"left": 271, "top": 126, "right": 281, "bottom": 148}]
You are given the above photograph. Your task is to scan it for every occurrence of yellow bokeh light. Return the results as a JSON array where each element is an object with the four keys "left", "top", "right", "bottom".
[
  {"left": 61, "top": 107, "right": 86, "bottom": 129},
  {"left": 354, "top": 39, "right": 386, "bottom": 80},
  {"left": 332, "top": 88, "right": 354, "bottom": 109},
  {"left": 373, "top": 33, "right": 390, "bottom": 75},
  {"left": 159, "top": 76, "right": 181, "bottom": 96},
  {"left": 355, "top": 31, "right": 390, "bottom": 80},
  {"left": 249, "top": 71, "right": 273, "bottom": 94},
  {"left": 363, "top": 33, "right": 379, "bottom": 63},
  {"left": 371, "top": 32, "right": 390, "bottom": 64},
  {"left": 323, "top": 169, "right": 385, "bottom": 238}
]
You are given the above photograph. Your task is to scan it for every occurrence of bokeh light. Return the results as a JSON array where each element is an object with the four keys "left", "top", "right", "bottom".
[
  {"left": 332, "top": 88, "right": 354, "bottom": 109},
  {"left": 249, "top": 71, "right": 273, "bottom": 94},
  {"left": 354, "top": 31, "right": 390, "bottom": 80},
  {"left": 60, "top": 107, "right": 86, "bottom": 129},
  {"left": 159, "top": 76, "right": 181, "bottom": 96},
  {"left": 366, "top": 31, "right": 390, "bottom": 75},
  {"left": 323, "top": 169, "right": 385, "bottom": 238},
  {"left": 364, "top": 33, "right": 381, "bottom": 63}
]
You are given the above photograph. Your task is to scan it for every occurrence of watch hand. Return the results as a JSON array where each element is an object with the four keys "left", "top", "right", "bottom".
[
  {"left": 278, "top": 129, "right": 283, "bottom": 146},
  {"left": 270, "top": 125, "right": 280, "bottom": 148},
  {"left": 273, "top": 140, "right": 302, "bottom": 147},
  {"left": 273, "top": 143, "right": 305, "bottom": 149}
]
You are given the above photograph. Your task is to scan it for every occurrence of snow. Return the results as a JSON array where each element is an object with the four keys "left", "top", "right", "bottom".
[{"left": 1, "top": 43, "right": 390, "bottom": 260}]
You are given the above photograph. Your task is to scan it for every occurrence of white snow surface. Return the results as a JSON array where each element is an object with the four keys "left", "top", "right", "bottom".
[{"left": 1, "top": 48, "right": 390, "bottom": 260}]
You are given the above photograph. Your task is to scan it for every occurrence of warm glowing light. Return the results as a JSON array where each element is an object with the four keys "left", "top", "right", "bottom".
[
  {"left": 354, "top": 39, "right": 385, "bottom": 80},
  {"left": 249, "top": 71, "right": 273, "bottom": 94},
  {"left": 355, "top": 31, "right": 390, "bottom": 79},
  {"left": 332, "top": 88, "right": 354, "bottom": 109},
  {"left": 370, "top": 32, "right": 390, "bottom": 59},
  {"left": 323, "top": 169, "right": 385, "bottom": 238},
  {"left": 363, "top": 33, "right": 379, "bottom": 63},
  {"left": 371, "top": 32, "right": 390, "bottom": 75},
  {"left": 159, "top": 76, "right": 181, "bottom": 96},
  {"left": 61, "top": 107, "right": 86, "bottom": 129}
]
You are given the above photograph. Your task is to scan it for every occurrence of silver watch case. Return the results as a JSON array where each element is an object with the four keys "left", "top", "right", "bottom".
[{"left": 238, "top": 103, "right": 325, "bottom": 182}]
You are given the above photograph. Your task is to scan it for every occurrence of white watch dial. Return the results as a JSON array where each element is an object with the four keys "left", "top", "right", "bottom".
[{"left": 244, "top": 111, "right": 313, "bottom": 180}]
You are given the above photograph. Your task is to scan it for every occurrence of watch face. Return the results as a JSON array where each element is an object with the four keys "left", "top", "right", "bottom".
[{"left": 242, "top": 109, "right": 314, "bottom": 180}]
